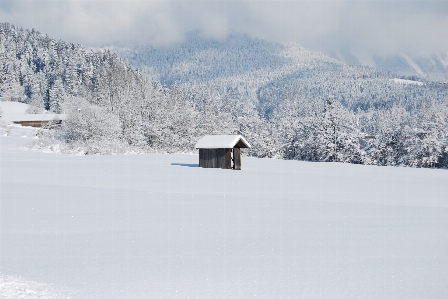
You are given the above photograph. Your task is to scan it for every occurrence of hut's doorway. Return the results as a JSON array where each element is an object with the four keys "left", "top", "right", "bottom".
[{"left": 232, "top": 147, "right": 241, "bottom": 170}]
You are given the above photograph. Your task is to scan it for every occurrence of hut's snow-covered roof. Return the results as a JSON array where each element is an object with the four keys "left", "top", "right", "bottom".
[
  {"left": 195, "top": 135, "right": 251, "bottom": 149},
  {"left": 12, "top": 114, "right": 67, "bottom": 122}
]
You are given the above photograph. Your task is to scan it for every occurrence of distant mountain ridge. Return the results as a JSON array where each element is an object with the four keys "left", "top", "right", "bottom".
[
  {"left": 110, "top": 33, "right": 447, "bottom": 86},
  {"left": 329, "top": 50, "right": 448, "bottom": 82},
  {"left": 108, "top": 33, "right": 341, "bottom": 88},
  {"left": 108, "top": 34, "right": 448, "bottom": 115}
]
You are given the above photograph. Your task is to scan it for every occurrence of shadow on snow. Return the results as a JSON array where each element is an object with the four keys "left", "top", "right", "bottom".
[{"left": 171, "top": 163, "right": 199, "bottom": 168}]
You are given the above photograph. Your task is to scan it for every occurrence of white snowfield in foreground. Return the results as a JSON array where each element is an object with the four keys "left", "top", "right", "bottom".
[
  {"left": 0, "top": 275, "right": 74, "bottom": 299},
  {"left": 1, "top": 125, "right": 447, "bottom": 299}
]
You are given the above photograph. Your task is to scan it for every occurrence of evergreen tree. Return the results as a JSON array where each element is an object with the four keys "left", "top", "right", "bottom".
[{"left": 49, "top": 78, "right": 65, "bottom": 113}]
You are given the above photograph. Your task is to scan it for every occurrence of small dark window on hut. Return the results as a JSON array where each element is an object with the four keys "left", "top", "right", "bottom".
[{"left": 195, "top": 135, "right": 251, "bottom": 170}]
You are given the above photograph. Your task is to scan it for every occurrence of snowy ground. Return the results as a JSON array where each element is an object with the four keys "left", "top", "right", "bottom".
[{"left": 1, "top": 118, "right": 448, "bottom": 298}]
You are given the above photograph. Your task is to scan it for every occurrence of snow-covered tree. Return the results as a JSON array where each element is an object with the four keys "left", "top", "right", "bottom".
[{"left": 48, "top": 78, "right": 65, "bottom": 113}]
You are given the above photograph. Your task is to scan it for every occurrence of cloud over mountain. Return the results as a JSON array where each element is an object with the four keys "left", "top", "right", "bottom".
[{"left": 1, "top": 0, "right": 447, "bottom": 58}]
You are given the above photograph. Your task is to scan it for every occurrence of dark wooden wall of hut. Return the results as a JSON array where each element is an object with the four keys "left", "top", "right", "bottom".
[{"left": 199, "top": 148, "right": 232, "bottom": 169}]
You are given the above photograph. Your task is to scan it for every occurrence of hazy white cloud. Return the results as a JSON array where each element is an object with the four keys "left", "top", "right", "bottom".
[{"left": 1, "top": 0, "right": 447, "bottom": 57}]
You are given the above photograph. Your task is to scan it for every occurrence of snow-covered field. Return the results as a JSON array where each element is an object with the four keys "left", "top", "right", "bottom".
[
  {"left": 1, "top": 118, "right": 448, "bottom": 298},
  {"left": 0, "top": 101, "right": 66, "bottom": 124}
]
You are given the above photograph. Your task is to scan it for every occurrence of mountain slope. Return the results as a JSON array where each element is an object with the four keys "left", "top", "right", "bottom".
[
  {"left": 111, "top": 34, "right": 448, "bottom": 114},
  {"left": 330, "top": 50, "right": 448, "bottom": 82},
  {"left": 0, "top": 22, "right": 146, "bottom": 114}
]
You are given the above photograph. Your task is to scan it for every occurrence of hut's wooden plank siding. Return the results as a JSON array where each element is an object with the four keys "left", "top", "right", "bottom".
[
  {"left": 13, "top": 120, "right": 62, "bottom": 127},
  {"left": 199, "top": 149, "right": 232, "bottom": 169}
]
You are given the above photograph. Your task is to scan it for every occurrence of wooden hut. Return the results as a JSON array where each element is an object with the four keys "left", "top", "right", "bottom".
[
  {"left": 195, "top": 135, "right": 251, "bottom": 170},
  {"left": 13, "top": 119, "right": 63, "bottom": 128},
  {"left": 11, "top": 114, "right": 66, "bottom": 128}
]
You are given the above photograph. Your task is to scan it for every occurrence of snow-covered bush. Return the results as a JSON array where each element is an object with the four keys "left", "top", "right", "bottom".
[{"left": 62, "top": 101, "right": 121, "bottom": 143}]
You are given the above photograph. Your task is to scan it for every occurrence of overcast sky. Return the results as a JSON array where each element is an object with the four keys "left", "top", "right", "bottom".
[{"left": 1, "top": 0, "right": 447, "bottom": 59}]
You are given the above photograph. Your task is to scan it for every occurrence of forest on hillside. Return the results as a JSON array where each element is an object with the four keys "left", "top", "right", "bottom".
[{"left": 1, "top": 22, "right": 448, "bottom": 168}]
